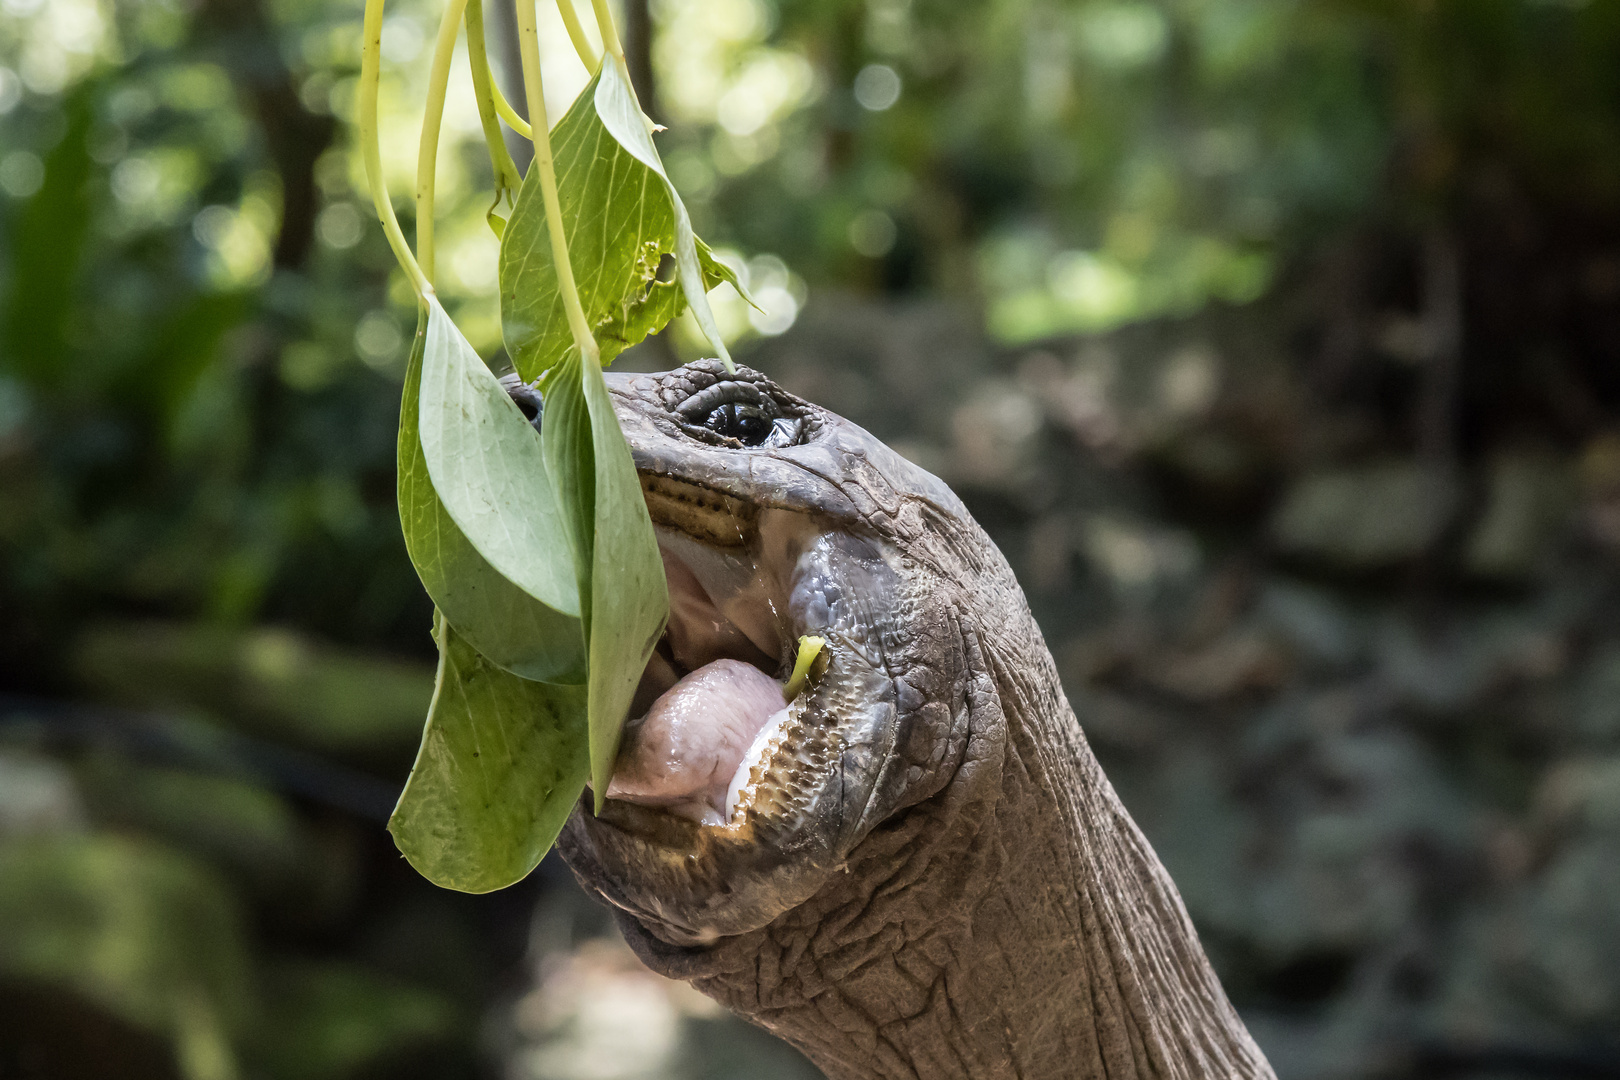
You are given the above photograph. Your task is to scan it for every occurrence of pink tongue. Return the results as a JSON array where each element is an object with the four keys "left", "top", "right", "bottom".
[{"left": 606, "top": 659, "right": 785, "bottom": 825}]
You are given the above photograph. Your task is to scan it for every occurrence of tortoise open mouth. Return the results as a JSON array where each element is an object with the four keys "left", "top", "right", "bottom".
[
  {"left": 560, "top": 365, "right": 910, "bottom": 944},
  {"left": 597, "top": 474, "right": 840, "bottom": 833}
]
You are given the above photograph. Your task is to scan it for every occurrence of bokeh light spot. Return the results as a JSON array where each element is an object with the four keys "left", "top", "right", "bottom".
[
  {"left": 854, "top": 64, "right": 901, "bottom": 111},
  {"left": 849, "top": 210, "right": 897, "bottom": 258},
  {"left": 355, "top": 311, "right": 405, "bottom": 370},
  {"left": 380, "top": 16, "right": 424, "bottom": 65},
  {"left": 317, "top": 203, "right": 363, "bottom": 250},
  {"left": 0, "top": 151, "right": 44, "bottom": 199},
  {"left": 1078, "top": 3, "right": 1169, "bottom": 68},
  {"left": 0, "top": 67, "right": 21, "bottom": 114}
]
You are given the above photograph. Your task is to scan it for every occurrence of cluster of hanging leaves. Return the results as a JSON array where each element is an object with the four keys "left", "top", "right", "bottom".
[{"left": 388, "top": 58, "right": 742, "bottom": 893}]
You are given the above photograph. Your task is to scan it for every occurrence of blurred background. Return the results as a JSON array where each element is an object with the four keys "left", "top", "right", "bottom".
[{"left": 4, "top": 0, "right": 1620, "bottom": 1077}]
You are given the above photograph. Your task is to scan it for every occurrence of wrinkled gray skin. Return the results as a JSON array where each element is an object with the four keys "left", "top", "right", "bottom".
[{"left": 557, "top": 360, "right": 1275, "bottom": 1080}]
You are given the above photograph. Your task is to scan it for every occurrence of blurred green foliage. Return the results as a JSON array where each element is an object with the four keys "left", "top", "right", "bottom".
[
  {"left": 73, "top": 620, "right": 435, "bottom": 751},
  {"left": 0, "top": 826, "right": 461, "bottom": 1078},
  {"left": 4, "top": 0, "right": 1620, "bottom": 1077},
  {"left": 3, "top": 0, "right": 1618, "bottom": 672}
]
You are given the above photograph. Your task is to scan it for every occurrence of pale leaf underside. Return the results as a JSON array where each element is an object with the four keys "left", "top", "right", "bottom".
[
  {"left": 397, "top": 308, "right": 586, "bottom": 685},
  {"left": 389, "top": 618, "right": 588, "bottom": 893}
]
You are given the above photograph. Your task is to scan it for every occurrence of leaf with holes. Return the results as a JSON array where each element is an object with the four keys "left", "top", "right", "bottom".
[
  {"left": 499, "top": 65, "right": 742, "bottom": 381},
  {"left": 590, "top": 54, "right": 746, "bottom": 368}
]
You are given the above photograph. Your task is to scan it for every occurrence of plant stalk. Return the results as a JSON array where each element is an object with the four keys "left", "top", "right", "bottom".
[
  {"left": 588, "top": 0, "right": 624, "bottom": 63},
  {"left": 417, "top": 0, "right": 473, "bottom": 283},
  {"left": 514, "top": 0, "right": 599, "bottom": 364},
  {"left": 556, "top": 0, "right": 601, "bottom": 73},
  {"left": 360, "top": 0, "right": 432, "bottom": 299},
  {"left": 465, "top": 0, "right": 523, "bottom": 195},
  {"left": 489, "top": 68, "right": 533, "bottom": 138}
]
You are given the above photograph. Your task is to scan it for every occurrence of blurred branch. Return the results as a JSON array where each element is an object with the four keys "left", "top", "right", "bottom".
[
  {"left": 1417, "top": 229, "right": 1463, "bottom": 475},
  {"left": 1414, "top": 228, "right": 1465, "bottom": 584},
  {"left": 193, "top": 0, "right": 335, "bottom": 271},
  {"left": 1311, "top": 236, "right": 1370, "bottom": 398},
  {"left": 622, "top": 0, "right": 658, "bottom": 123},
  {"left": 0, "top": 695, "right": 399, "bottom": 823},
  {"left": 485, "top": 0, "right": 534, "bottom": 176}
]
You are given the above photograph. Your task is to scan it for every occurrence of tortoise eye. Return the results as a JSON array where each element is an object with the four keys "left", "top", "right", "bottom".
[
  {"left": 678, "top": 380, "right": 804, "bottom": 448},
  {"left": 499, "top": 373, "right": 544, "bottom": 432},
  {"left": 703, "top": 402, "right": 774, "bottom": 446}
]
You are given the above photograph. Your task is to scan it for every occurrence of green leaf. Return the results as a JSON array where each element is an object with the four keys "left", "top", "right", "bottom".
[
  {"left": 541, "top": 353, "right": 668, "bottom": 811},
  {"left": 500, "top": 66, "right": 737, "bottom": 380},
  {"left": 579, "top": 355, "right": 668, "bottom": 807},
  {"left": 591, "top": 56, "right": 739, "bottom": 367},
  {"left": 696, "top": 237, "right": 754, "bottom": 309},
  {"left": 388, "top": 615, "right": 589, "bottom": 893},
  {"left": 418, "top": 295, "right": 580, "bottom": 619},
  {"left": 398, "top": 305, "right": 586, "bottom": 684},
  {"left": 539, "top": 354, "right": 594, "bottom": 593}
]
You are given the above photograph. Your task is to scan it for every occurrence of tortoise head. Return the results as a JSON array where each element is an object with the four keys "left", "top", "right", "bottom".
[{"left": 556, "top": 359, "right": 991, "bottom": 948}]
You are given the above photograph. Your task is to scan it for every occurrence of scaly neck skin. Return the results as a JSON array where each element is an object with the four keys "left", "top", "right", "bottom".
[{"left": 618, "top": 586, "right": 1275, "bottom": 1080}]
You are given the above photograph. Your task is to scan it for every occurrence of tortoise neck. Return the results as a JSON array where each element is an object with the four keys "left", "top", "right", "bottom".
[{"left": 622, "top": 629, "right": 1274, "bottom": 1080}]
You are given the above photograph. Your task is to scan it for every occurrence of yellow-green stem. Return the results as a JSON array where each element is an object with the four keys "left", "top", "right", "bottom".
[
  {"left": 417, "top": 0, "right": 472, "bottom": 283},
  {"left": 555, "top": 0, "right": 601, "bottom": 73},
  {"left": 514, "top": 0, "right": 598, "bottom": 364},
  {"left": 491, "top": 79, "right": 533, "bottom": 138},
  {"left": 587, "top": 0, "right": 624, "bottom": 63},
  {"left": 360, "top": 0, "right": 431, "bottom": 299},
  {"left": 782, "top": 636, "right": 825, "bottom": 702},
  {"left": 465, "top": 0, "right": 522, "bottom": 194}
]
